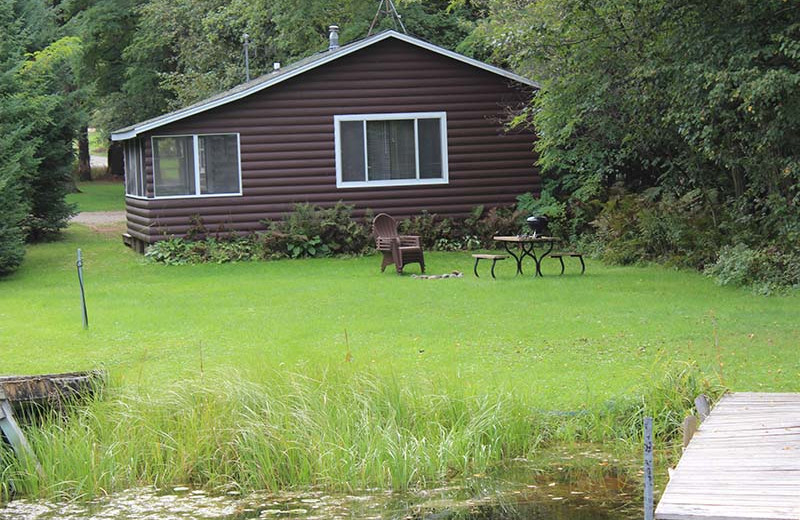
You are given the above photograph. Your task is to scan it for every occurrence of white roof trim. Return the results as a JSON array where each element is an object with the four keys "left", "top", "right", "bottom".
[{"left": 111, "top": 31, "right": 538, "bottom": 141}]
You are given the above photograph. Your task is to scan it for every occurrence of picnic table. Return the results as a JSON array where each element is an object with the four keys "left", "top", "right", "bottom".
[{"left": 492, "top": 235, "right": 559, "bottom": 277}]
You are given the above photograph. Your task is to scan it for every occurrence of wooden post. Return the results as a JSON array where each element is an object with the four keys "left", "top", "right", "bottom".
[
  {"left": 644, "top": 416, "right": 654, "bottom": 520},
  {"left": 682, "top": 415, "right": 698, "bottom": 449},
  {"left": 694, "top": 394, "right": 710, "bottom": 422}
]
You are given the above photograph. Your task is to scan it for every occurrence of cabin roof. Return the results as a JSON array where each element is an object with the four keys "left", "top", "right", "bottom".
[{"left": 111, "top": 30, "right": 538, "bottom": 141}]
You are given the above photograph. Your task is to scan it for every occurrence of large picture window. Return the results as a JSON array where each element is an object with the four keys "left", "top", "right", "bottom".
[
  {"left": 334, "top": 112, "right": 448, "bottom": 188},
  {"left": 151, "top": 133, "right": 241, "bottom": 198},
  {"left": 124, "top": 139, "right": 145, "bottom": 197}
]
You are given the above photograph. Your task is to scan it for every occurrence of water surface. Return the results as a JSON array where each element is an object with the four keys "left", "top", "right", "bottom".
[{"left": 0, "top": 476, "right": 639, "bottom": 520}]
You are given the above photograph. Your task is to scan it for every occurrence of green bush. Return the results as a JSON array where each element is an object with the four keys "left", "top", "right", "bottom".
[
  {"left": 145, "top": 203, "right": 533, "bottom": 265},
  {"left": 398, "top": 206, "right": 523, "bottom": 251},
  {"left": 144, "top": 235, "right": 257, "bottom": 265},
  {"left": 591, "top": 186, "right": 723, "bottom": 269},
  {"left": 270, "top": 202, "right": 371, "bottom": 257},
  {"left": 705, "top": 244, "right": 800, "bottom": 295},
  {"left": 463, "top": 205, "right": 523, "bottom": 246},
  {"left": 575, "top": 185, "right": 799, "bottom": 292},
  {"left": 147, "top": 203, "right": 373, "bottom": 264},
  {"left": 398, "top": 211, "right": 452, "bottom": 249}
]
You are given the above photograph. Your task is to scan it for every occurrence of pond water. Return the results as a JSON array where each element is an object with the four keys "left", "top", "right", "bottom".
[{"left": 0, "top": 476, "right": 639, "bottom": 520}]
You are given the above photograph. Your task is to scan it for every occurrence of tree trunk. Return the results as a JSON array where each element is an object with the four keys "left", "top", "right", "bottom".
[
  {"left": 108, "top": 141, "right": 124, "bottom": 178},
  {"left": 731, "top": 168, "right": 745, "bottom": 198},
  {"left": 77, "top": 126, "right": 92, "bottom": 181}
]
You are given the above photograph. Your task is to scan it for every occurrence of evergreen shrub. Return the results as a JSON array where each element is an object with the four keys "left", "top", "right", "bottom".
[{"left": 0, "top": 172, "right": 26, "bottom": 276}]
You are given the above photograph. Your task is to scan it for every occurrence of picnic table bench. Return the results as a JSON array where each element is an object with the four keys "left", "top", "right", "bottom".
[
  {"left": 550, "top": 252, "right": 585, "bottom": 275},
  {"left": 471, "top": 254, "right": 507, "bottom": 279}
]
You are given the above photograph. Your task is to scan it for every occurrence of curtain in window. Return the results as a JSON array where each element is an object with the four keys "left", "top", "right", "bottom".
[{"left": 366, "top": 120, "right": 415, "bottom": 180}]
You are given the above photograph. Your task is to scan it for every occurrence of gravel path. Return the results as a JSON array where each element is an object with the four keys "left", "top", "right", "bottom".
[
  {"left": 90, "top": 154, "right": 108, "bottom": 168},
  {"left": 71, "top": 211, "right": 126, "bottom": 225}
]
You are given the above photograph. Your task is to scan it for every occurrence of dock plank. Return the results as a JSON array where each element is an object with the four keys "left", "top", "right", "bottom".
[{"left": 655, "top": 392, "right": 800, "bottom": 520}]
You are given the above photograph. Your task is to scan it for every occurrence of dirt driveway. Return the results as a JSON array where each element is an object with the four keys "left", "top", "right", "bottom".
[
  {"left": 71, "top": 211, "right": 126, "bottom": 234},
  {"left": 71, "top": 211, "right": 126, "bottom": 225}
]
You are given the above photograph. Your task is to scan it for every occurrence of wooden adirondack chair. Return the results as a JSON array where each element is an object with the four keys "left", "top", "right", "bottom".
[{"left": 372, "top": 213, "right": 425, "bottom": 274}]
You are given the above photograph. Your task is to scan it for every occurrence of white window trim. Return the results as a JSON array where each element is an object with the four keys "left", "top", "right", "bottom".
[
  {"left": 334, "top": 112, "right": 449, "bottom": 189},
  {"left": 150, "top": 133, "right": 243, "bottom": 199},
  {"left": 124, "top": 139, "right": 147, "bottom": 199}
]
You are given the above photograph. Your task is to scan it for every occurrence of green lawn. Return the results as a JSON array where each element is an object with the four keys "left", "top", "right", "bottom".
[
  {"left": 0, "top": 224, "right": 798, "bottom": 497},
  {"left": 66, "top": 181, "right": 124, "bottom": 212},
  {"left": 2, "top": 224, "right": 797, "bottom": 400}
]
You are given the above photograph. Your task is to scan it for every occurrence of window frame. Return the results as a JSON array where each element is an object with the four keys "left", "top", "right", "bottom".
[
  {"left": 150, "top": 132, "right": 243, "bottom": 199},
  {"left": 124, "top": 139, "right": 146, "bottom": 199},
  {"left": 334, "top": 112, "right": 449, "bottom": 188}
]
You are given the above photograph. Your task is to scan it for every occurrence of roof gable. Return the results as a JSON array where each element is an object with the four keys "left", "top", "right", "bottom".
[{"left": 111, "top": 30, "right": 538, "bottom": 141}]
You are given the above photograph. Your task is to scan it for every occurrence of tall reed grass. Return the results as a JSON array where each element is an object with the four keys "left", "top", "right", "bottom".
[{"left": 0, "top": 362, "right": 722, "bottom": 501}]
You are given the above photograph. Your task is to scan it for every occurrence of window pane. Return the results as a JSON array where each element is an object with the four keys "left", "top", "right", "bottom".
[
  {"left": 153, "top": 136, "right": 195, "bottom": 196},
  {"left": 367, "top": 120, "right": 415, "bottom": 180},
  {"left": 418, "top": 118, "right": 443, "bottom": 179},
  {"left": 340, "top": 121, "right": 365, "bottom": 182},
  {"left": 199, "top": 134, "right": 240, "bottom": 195}
]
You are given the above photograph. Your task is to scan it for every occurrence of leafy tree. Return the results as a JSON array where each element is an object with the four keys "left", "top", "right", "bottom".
[
  {"left": 479, "top": 0, "right": 799, "bottom": 200},
  {"left": 659, "top": 2, "right": 800, "bottom": 199},
  {"left": 74, "top": 0, "right": 161, "bottom": 134},
  {"left": 475, "top": 0, "right": 798, "bottom": 248},
  {"left": 119, "top": 0, "right": 483, "bottom": 111}
]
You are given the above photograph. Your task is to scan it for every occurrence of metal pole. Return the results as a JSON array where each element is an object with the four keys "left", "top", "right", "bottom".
[
  {"left": 77, "top": 248, "right": 88, "bottom": 329},
  {"left": 386, "top": 0, "right": 407, "bottom": 34},
  {"left": 243, "top": 33, "right": 250, "bottom": 82},
  {"left": 644, "top": 416, "right": 654, "bottom": 520}
]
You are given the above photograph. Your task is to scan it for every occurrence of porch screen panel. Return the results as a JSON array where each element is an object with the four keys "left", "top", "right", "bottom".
[
  {"left": 199, "top": 134, "right": 239, "bottom": 194},
  {"left": 153, "top": 136, "right": 195, "bottom": 196},
  {"left": 366, "top": 120, "right": 415, "bottom": 180},
  {"left": 124, "top": 140, "right": 144, "bottom": 197},
  {"left": 340, "top": 121, "right": 365, "bottom": 182}
]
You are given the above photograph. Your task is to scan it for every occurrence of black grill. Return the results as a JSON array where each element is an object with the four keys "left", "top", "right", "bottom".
[{"left": 525, "top": 215, "right": 549, "bottom": 236}]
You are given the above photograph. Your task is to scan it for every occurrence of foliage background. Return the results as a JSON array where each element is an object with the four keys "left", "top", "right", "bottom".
[
  {"left": 1, "top": 0, "right": 798, "bottom": 291},
  {"left": 474, "top": 0, "right": 799, "bottom": 291}
]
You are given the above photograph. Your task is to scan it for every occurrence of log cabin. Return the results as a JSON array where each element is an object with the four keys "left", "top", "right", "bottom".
[{"left": 111, "top": 29, "right": 540, "bottom": 252}]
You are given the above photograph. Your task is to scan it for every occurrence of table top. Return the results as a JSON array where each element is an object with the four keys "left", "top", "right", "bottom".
[{"left": 492, "top": 235, "right": 559, "bottom": 243}]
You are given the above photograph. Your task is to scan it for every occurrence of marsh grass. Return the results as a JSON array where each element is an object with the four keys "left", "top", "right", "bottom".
[{"left": 2, "top": 362, "right": 720, "bottom": 501}]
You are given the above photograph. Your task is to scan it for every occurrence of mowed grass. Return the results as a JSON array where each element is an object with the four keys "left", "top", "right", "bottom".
[
  {"left": 66, "top": 182, "right": 125, "bottom": 212},
  {"left": 2, "top": 225, "right": 796, "bottom": 396},
  {"left": 0, "top": 224, "right": 798, "bottom": 498}
]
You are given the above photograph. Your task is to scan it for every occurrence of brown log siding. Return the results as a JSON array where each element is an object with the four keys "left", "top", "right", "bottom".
[{"left": 126, "top": 38, "right": 539, "bottom": 243}]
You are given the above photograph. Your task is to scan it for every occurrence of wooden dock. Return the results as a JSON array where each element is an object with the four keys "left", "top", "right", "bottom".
[
  {"left": 0, "top": 370, "right": 103, "bottom": 408},
  {"left": 655, "top": 392, "right": 800, "bottom": 520},
  {"left": 0, "top": 371, "right": 104, "bottom": 474}
]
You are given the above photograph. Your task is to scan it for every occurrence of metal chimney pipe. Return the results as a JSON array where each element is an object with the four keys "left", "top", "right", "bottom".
[
  {"left": 243, "top": 33, "right": 250, "bottom": 82},
  {"left": 329, "top": 25, "right": 340, "bottom": 51}
]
